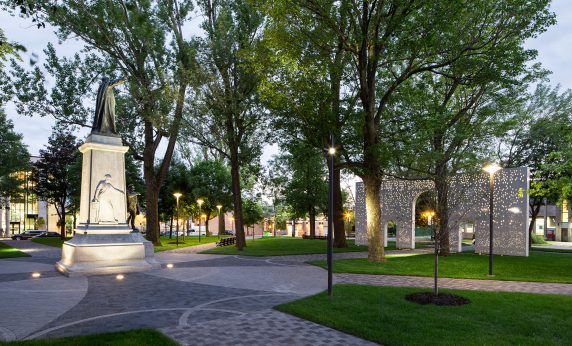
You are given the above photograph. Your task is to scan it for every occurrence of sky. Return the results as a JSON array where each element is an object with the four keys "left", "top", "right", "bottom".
[{"left": 2, "top": 1, "right": 572, "bottom": 162}]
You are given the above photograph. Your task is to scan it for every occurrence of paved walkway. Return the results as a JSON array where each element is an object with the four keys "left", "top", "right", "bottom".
[
  {"left": 1, "top": 241, "right": 572, "bottom": 345},
  {"left": 336, "top": 273, "right": 572, "bottom": 295}
]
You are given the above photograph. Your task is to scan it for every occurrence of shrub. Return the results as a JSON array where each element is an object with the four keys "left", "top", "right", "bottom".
[{"left": 531, "top": 234, "right": 548, "bottom": 244}]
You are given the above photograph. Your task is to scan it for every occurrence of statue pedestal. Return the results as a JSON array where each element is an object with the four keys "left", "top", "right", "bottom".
[{"left": 56, "top": 134, "right": 159, "bottom": 277}]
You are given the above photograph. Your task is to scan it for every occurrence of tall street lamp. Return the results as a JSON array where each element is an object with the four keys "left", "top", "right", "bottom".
[
  {"left": 197, "top": 198, "right": 204, "bottom": 243},
  {"left": 327, "top": 134, "right": 335, "bottom": 297},
  {"left": 173, "top": 193, "right": 182, "bottom": 246},
  {"left": 483, "top": 163, "right": 501, "bottom": 276},
  {"left": 216, "top": 204, "right": 223, "bottom": 239}
]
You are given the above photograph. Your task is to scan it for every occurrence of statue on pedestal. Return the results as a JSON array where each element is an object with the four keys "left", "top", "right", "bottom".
[
  {"left": 92, "top": 174, "right": 124, "bottom": 223},
  {"left": 93, "top": 77, "right": 125, "bottom": 135}
]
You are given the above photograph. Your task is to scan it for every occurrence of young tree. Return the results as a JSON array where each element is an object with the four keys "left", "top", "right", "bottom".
[
  {"left": 242, "top": 197, "right": 264, "bottom": 236},
  {"left": 182, "top": 0, "right": 267, "bottom": 250},
  {"left": 32, "top": 126, "right": 80, "bottom": 239}
]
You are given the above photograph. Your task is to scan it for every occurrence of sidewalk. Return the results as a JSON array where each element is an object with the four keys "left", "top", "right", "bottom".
[{"left": 335, "top": 273, "right": 572, "bottom": 295}]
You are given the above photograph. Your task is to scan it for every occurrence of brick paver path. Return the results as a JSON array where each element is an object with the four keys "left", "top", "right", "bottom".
[{"left": 336, "top": 273, "right": 572, "bottom": 295}]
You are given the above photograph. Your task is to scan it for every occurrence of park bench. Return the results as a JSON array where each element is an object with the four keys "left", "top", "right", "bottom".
[{"left": 216, "top": 237, "right": 237, "bottom": 247}]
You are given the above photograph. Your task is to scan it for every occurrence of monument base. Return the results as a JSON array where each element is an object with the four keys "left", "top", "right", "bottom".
[{"left": 55, "top": 233, "right": 160, "bottom": 277}]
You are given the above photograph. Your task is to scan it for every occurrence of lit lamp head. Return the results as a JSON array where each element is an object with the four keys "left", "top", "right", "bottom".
[
  {"left": 328, "top": 147, "right": 336, "bottom": 155},
  {"left": 201, "top": 214, "right": 206, "bottom": 220},
  {"left": 173, "top": 192, "right": 182, "bottom": 201},
  {"left": 216, "top": 204, "right": 222, "bottom": 211},
  {"left": 197, "top": 198, "right": 204, "bottom": 207},
  {"left": 483, "top": 163, "right": 501, "bottom": 175}
]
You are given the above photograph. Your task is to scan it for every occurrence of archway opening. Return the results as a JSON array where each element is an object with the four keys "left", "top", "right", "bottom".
[
  {"left": 384, "top": 220, "right": 396, "bottom": 249},
  {"left": 459, "top": 221, "right": 476, "bottom": 253},
  {"left": 414, "top": 190, "right": 437, "bottom": 249}
]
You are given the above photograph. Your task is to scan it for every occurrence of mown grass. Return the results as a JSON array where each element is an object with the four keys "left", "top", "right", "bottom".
[
  {"left": 276, "top": 284, "right": 572, "bottom": 346},
  {"left": 0, "top": 242, "right": 30, "bottom": 259},
  {"left": 1, "top": 329, "right": 178, "bottom": 346},
  {"left": 31, "top": 237, "right": 71, "bottom": 248},
  {"left": 154, "top": 235, "right": 223, "bottom": 252},
  {"left": 309, "top": 251, "right": 572, "bottom": 283}
]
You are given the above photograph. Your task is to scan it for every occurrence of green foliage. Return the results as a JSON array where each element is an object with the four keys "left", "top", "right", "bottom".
[
  {"left": 242, "top": 198, "right": 264, "bottom": 227},
  {"left": 309, "top": 251, "right": 572, "bottom": 284},
  {"left": 187, "top": 160, "right": 232, "bottom": 218},
  {"left": 0, "top": 242, "right": 30, "bottom": 259},
  {"left": 531, "top": 234, "right": 548, "bottom": 245},
  {"left": 0, "top": 108, "right": 29, "bottom": 199}
]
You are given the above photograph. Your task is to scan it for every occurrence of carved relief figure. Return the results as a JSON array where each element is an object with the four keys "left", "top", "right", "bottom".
[
  {"left": 93, "top": 77, "right": 125, "bottom": 135},
  {"left": 92, "top": 174, "right": 125, "bottom": 223}
]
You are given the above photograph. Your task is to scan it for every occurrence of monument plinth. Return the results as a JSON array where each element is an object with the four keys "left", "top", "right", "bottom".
[{"left": 56, "top": 77, "right": 159, "bottom": 276}]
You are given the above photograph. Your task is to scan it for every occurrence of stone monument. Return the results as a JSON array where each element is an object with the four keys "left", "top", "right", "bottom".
[{"left": 56, "top": 77, "right": 159, "bottom": 276}]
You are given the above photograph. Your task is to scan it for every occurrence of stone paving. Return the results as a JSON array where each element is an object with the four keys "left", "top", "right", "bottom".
[{"left": 1, "top": 239, "right": 572, "bottom": 345}]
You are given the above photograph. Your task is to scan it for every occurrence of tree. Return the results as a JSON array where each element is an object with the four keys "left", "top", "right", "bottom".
[
  {"left": 187, "top": 160, "right": 232, "bottom": 236},
  {"left": 8, "top": 1, "right": 198, "bottom": 245},
  {"left": 271, "top": 0, "right": 554, "bottom": 261},
  {"left": 501, "top": 83, "right": 572, "bottom": 246},
  {"left": 182, "top": 0, "right": 267, "bottom": 250},
  {"left": 261, "top": 2, "right": 353, "bottom": 247},
  {"left": 273, "top": 144, "right": 328, "bottom": 239},
  {"left": 242, "top": 197, "right": 264, "bottom": 235},
  {"left": 0, "top": 108, "right": 29, "bottom": 201},
  {"left": 32, "top": 126, "right": 80, "bottom": 239}
]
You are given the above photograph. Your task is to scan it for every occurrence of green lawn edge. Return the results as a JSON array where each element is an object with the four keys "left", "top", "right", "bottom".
[
  {"left": 0, "top": 328, "right": 178, "bottom": 346},
  {"left": 0, "top": 242, "right": 30, "bottom": 259},
  {"left": 275, "top": 284, "right": 572, "bottom": 346},
  {"left": 200, "top": 237, "right": 368, "bottom": 256},
  {"left": 307, "top": 251, "right": 572, "bottom": 284}
]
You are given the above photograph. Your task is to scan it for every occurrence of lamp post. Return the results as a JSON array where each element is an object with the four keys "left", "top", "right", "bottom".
[
  {"left": 424, "top": 210, "right": 437, "bottom": 296},
  {"left": 216, "top": 204, "right": 223, "bottom": 239},
  {"left": 197, "top": 198, "right": 204, "bottom": 242},
  {"left": 173, "top": 193, "right": 182, "bottom": 246},
  {"left": 327, "top": 134, "right": 335, "bottom": 297},
  {"left": 483, "top": 163, "right": 501, "bottom": 276}
]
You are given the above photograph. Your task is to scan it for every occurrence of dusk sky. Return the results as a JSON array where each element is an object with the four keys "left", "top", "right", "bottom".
[{"left": 2, "top": 1, "right": 572, "bottom": 161}]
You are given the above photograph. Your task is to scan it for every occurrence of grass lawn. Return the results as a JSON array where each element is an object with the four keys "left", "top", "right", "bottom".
[
  {"left": 385, "top": 240, "right": 433, "bottom": 251},
  {"left": 2, "top": 329, "right": 177, "bottom": 345},
  {"left": 201, "top": 237, "right": 368, "bottom": 256},
  {"left": 309, "top": 251, "right": 572, "bottom": 283},
  {"left": 531, "top": 247, "right": 572, "bottom": 254},
  {"left": 154, "top": 235, "right": 223, "bottom": 252},
  {"left": 0, "top": 242, "right": 30, "bottom": 259},
  {"left": 31, "top": 237, "right": 71, "bottom": 248},
  {"left": 276, "top": 284, "right": 572, "bottom": 346}
]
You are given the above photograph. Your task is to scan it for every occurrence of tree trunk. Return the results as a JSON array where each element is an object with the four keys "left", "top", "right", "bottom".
[
  {"left": 144, "top": 181, "right": 161, "bottom": 245},
  {"left": 529, "top": 202, "right": 541, "bottom": 248},
  {"left": 309, "top": 207, "right": 316, "bottom": 239},
  {"left": 363, "top": 175, "right": 385, "bottom": 262},
  {"left": 218, "top": 212, "right": 225, "bottom": 236},
  {"left": 333, "top": 161, "right": 347, "bottom": 247},
  {"left": 205, "top": 212, "right": 211, "bottom": 236},
  {"left": 230, "top": 146, "right": 246, "bottom": 250},
  {"left": 435, "top": 163, "right": 450, "bottom": 256},
  {"left": 60, "top": 209, "right": 66, "bottom": 240}
]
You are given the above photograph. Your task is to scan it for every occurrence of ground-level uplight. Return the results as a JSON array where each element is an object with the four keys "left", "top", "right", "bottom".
[
  {"left": 31, "top": 272, "right": 41, "bottom": 278},
  {"left": 483, "top": 162, "right": 502, "bottom": 276},
  {"left": 166, "top": 263, "right": 174, "bottom": 269},
  {"left": 116, "top": 274, "right": 125, "bottom": 280}
]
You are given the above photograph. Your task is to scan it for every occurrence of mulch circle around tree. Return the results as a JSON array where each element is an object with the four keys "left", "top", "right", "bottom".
[{"left": 405, "top": 292, "right": 471, "bottom": 306}]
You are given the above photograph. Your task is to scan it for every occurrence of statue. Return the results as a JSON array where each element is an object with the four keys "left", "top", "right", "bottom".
[
  {"left": 93, "top": 77, "right": 125, "bottom": 135},
  {"left": 92, "top": 174, "right": 125, "bottom": 223},
  {"left": 126, "top": 185, "right": 141, "bottom": 231}
]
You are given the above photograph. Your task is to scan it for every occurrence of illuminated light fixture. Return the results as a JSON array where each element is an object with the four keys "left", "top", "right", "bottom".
[
  {"left": 328, "top": 147, "right": 336, "bottom": 155},
  {"left": 166, "top": 263, "right": 174, "bottom": 269},
  {"left": 116, "top": 274, "right": 125, "bottom": 280},
  {"left": 216, "top": 204, "right": 222, "bottom": 211},
  {"left": 483, "top": 162, "right": 501, "bottom": 175},
  {"left": 173, "top": 192, "right": 182, "bottom": 199},
  {"left": 31, "top": 272, "right": 41, "bottom": 278},
  {"left": 196, "top": 198, "right": 204, "bottom": 206},
  {"left": 201, "top": 214, "right": 206, "bottom": 219}
]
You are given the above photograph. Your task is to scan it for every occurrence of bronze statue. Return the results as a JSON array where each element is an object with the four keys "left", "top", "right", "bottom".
[
  {"left": 126, "top": 185, "right": 141, "bottom": 231},
  {"left": 93, "top": 77, "right": 125, "bottom": 135}
]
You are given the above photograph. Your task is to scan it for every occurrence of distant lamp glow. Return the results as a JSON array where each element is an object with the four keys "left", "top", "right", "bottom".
[
  {"left": 166, "top": 263, "right": 174, "bottom": 269},
  {"left": 196, "top": 198, "right": 204, "bottom": 206},
  {"left": 201, "top": 214, "right": 206, "bottom": 219},
  {"left": 328, "top": 147, "right": 336, "bottom": 155},
  {"left": 116, "top": 274, "right": 125, "bottom": 280},
  {"left": 216, "top": 204, "right": 222, "bottom": 211},
  {"left": 173, "top": 192, "right": 182, "bottom": 199},
  {"left": 423, "top": 211, "right": 436, "bottom": 225},
  {"left": 483, "top": 163, "right": 501, "bottom": 175},
  {"left": 32, "top": 272, "right": 41, "bottom": 278}
]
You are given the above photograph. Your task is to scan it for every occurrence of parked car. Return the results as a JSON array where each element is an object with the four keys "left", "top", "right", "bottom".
[
  {"left": 35, "top": 232, "right": 61, "bottom": 238},
  {"left": 11, "top": 230, "right": 45, "bottom": 240}
]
